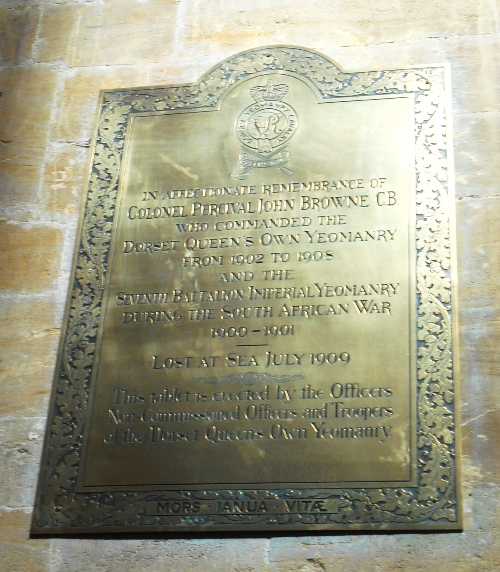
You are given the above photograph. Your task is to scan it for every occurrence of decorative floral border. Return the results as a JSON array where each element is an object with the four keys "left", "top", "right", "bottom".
[{"left": 32, "top": 47, "right": 459, "bottom": 533}]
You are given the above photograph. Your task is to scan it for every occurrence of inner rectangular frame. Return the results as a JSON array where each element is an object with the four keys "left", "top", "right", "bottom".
[{"left": 78, "top": 89, "right": 417, "bottom": 491}]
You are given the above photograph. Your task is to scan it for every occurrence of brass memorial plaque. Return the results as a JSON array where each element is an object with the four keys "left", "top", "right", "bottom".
[{"left": 32, "top": 47, "right": 461, "bottom": 533}]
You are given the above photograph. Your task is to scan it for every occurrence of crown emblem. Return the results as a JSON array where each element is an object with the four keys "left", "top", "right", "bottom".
[
  {"left": 231, "top": 80, "right": 298, "bottom": 180},
  {"left": 249, "top": 80, "right": 289, "bottom": 103}
]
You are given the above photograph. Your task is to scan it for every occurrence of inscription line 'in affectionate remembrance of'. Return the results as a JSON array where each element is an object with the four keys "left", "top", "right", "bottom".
[{"left": 32, "top": 46, "right": 461, "bottom": 534}]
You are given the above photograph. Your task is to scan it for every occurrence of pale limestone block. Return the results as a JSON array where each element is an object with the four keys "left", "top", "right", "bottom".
[
  {"left": 51, "top": 537, "right": 271, "bottom": 571},
  {"left": 0, "top": 222, "right": 62, "bottom": 292},
  {"left": 0, "top": 299, "right": 59, "bottom": 417},
  {"left": 52, "top": 66, "right": 149, "bottom": 143},
  {"left": 0, "top": 66, "right": 58, "bottom": 151},
  {"left": 0, "top": 66, "right": 58, "bottom": 218},
  {"left": 0, "top": 6, "right": 40, "bottom": 65},
  {"left": 0, "top": 0, "right": 83, "bottom": 6},
  {"left": 456, "top": 196, "right": 500, "bottom": 486},
  {"left": 0, "top": 146, "right": 44, "bottom": 221},
  {"left": 146, "top": 58, "right": 212, "bottom": 87},
  {"left": 180, "top": 0, "right": 500, "bottom": 54},
  {"left": 454, "top": 112, "right": 500, "bottom": 198},
  {"left": 440, "top": 34, "right": 500, "bottom": 115},
  {"left": 34, "top": 4, "right": 81, "bottom": 64},
  {"left": 457, "top": 197, "right": 500, "bottom": 312},
  {"left": 0, "top": 510, "right": 50, "bottom": 571},
  {"left": 66, "top": 0, "right": 178, "bottom": 68},
  {"left": 38, "top": 142, "right": 88, "bottom": 217},
  {"left": 359, "top": 0, "right": 500, "bottom": 43},
  {"left": 460, "top": 339, "right": 500, "bottom": 488},
  {"left": 0, "top": 417, "right": 45, "bottom": 509}
]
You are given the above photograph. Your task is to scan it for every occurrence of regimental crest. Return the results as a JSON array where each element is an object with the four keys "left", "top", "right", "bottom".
[{"left": 231, "top": 80, "right": 298, "bottom": 180}]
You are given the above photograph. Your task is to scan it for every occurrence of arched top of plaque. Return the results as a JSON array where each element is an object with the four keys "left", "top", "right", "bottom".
[{"left": 104, "top": 45, "right": 438, "bottom": 109}]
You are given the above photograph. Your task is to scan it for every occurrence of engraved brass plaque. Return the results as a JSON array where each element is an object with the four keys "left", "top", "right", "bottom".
[{"left": 32, "top": 47, "right": 461, "bottom": 534}]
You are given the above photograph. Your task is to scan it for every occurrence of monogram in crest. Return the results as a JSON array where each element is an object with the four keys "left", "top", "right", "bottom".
[{"left": 231, "top": 80, "right": 298, "bottom": 180}]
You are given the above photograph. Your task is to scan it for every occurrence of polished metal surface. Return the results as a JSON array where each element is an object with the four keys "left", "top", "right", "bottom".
[{"left": 32, "top": 47, "right": 461, "bottom": 534}]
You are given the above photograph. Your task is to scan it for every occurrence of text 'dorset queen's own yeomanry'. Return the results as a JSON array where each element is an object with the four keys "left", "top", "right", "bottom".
[{"left": 32, "top": 46, "right": 461, "bottom": 534}]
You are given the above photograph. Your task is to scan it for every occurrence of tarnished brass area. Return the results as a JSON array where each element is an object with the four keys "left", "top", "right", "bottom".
[{"left": 32, "top": 47, "right": 461, "bottom": 534}]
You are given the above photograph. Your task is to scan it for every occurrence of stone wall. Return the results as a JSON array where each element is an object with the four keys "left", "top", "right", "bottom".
[{"left": 1, "top": 0, "right": 498, "bottom": 569}]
